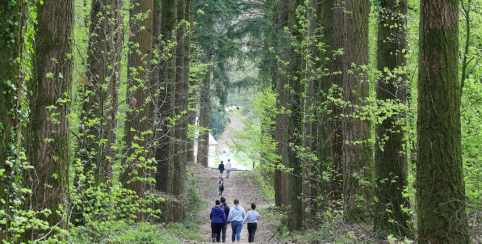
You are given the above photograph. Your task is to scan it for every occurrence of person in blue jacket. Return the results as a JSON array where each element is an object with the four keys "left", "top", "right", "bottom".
[
  {"left": 210, "top": 199, "right": 227, "bottom": 242},
  {"left": 218, "top": 161, "right": 225, "bottom": 177}
]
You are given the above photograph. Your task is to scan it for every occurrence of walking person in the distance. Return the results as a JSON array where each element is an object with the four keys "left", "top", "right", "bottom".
[
  {"left": 210, "top": 200, "right": 227, "bottom": 242},
  {"left": 243, "top": 203, "right": 260, "bottom": 243},
  {"left": 218, "top": 160, "right": 225, "bottom": 177},
  {"left": 218, "top": 177, "right": 225, "bottom": 196},
  {"left": 225, "top": 159, "right": 232, "bottom": 179}
]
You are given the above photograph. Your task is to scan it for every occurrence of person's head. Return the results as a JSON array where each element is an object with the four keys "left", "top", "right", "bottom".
[
  {"left": 221, "top": 161, "right": 223, "bottom": 164},
  {"left": 220, "top": 177, "right": 223, "bottom": 181},
  {"left": 234, "top": 199, "right": 239, "bottom": 206},
  {"left": 251, "top": 203, "right": 256, "bottom": 210},
  {"left": 215, "top": 199, "right": 220, "bottom": 206},
  {"left": 220, "top": 197, "right": 226, "bottom": 203},
  {"left": 228, "top": 159, "right": 230, "bottom": 162}
]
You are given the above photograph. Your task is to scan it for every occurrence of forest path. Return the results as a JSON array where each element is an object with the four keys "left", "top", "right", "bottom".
[
  {"left": 186, "top": 163, "right": 276, "bottom": 243},
  {"left": 184, "top": 109, "right": 277, "bottom": 243}
]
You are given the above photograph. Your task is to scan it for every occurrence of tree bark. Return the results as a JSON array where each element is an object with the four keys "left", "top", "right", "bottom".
[
  {"left": 197, "top": 49, "right": 211, "bottom": 168},
  {"left": 374, "top": 0, "right": 411, "bottom": 236},
  {"left": 27, "top": 0, "right": 73, "bottom": 238},
  {"left": 274, "top": 0, "right": 290, "bottom": 208},
  {"left": 155, "top": 0, "right": 177, "bottom": 193},
  {"left": 416, "top": 0, "right": 470, "bottom": 242},
  {"left": 80, "top": 0, "right": 123, "bottom": 186},
  {"left": 313, "top": 0, "right": 335, "bottom": 217},
  {"left": 120, "top": 0, "right": 153, "bottom": 222},
  {"left": 342, "top": 0, "right": 371, "bottom": 221},
  {"left": 167, "top": 0, "right": 186, "bottom": 223},
  {"left": 329, "top": 0, "right": 344, "bottom": 203},
  {"left": 288, "top": 0, "right": 303, "bottom": 231},
  {"left": 185, "top": 0, "right": 195, "bottom": 163}
]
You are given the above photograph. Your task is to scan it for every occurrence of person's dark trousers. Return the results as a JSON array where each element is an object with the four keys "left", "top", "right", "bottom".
[
  {"left": 221, "top": 225, "right": 227, "bottom": 242},
  {"left": 247, "top": 223, "right": 257, "bottom": 243},
  {"left": 211, "top": 222, "right": 224, "bottom": 242}
]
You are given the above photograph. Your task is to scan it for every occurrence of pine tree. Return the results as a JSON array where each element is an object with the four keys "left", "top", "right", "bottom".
[{"left": 416, "top": 0, "right": 470, "bottom": 242}]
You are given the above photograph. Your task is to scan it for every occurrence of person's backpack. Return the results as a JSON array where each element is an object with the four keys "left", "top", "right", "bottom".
[
  {"left": 221, "top": 203, "right": 230, "bottom": 219},
  {"left": 219, "top": 181, "right": 224, "bottom": 189}
]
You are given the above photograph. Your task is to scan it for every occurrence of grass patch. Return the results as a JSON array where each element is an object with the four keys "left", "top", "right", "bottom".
[{"left": 233, "top": 153, "right": 253, "bottom": 170}]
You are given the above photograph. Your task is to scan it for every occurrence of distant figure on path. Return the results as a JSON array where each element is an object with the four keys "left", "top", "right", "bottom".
[
  {"left": 226, "top": 159, "right": 232, "bottom": 179},
  {"left": 227, "top": 199, "right": 246, "bottom": 243},
  {"left": 210, "top": 199, "right": 227, "bottom": 242},
  {"left": 220, "top": 197, "right": 231, "bottom": 243},
  {"left": 243, "top": 203, "right": 260, "bottom": 243},
  {"left": 218, "top": 177, "right": 225, "bottom": 196},
  {"left": 219, "top": 161, "right": 225, "bottom": 177}
]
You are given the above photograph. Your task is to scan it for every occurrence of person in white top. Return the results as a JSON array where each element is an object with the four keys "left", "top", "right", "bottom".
[{"left": 226, "top": 159, "right": 232, "bottom": 179}]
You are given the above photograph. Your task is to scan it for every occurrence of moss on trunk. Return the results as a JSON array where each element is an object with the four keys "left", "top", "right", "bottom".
[
  {"left": 416, "top": 0, "right": 470, "bottom": 242},
  {"left": 26, "top": 0, "right": 74, "bottom": 239}
]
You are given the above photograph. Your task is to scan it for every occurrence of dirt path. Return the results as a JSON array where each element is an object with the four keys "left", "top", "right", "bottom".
[{"left": 187, "top": 162, "right": 275, "bottom": 243}]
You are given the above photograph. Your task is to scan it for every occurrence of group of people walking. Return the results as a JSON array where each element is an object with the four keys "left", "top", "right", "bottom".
[{"left": 210, "top": 197, "right": 260, "bottom": 243}]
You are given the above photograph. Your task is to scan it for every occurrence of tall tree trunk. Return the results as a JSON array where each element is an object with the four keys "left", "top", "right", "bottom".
[
  {"left": 288, "top": 0, "right": 303, "bottom": 231},
  {"left": 155, "top": 0, "right": 177, "bottom": 192},
  {"left": 274, "top": 0, "right": 290, "bottom": 208},
  {"left": 27, "top": 0, "right": 73, "bottom": 238},
  {"left": 313, "top": 0, "right": 335, "bottom": 217},
  {"left": 81, "top": 0, "right": 123, "bottom": 186},
  {"left": 197, "top": 47, "right": 211, "bottom": 168},
  {"left": 167, "top": 0, "right": 186, "bottom": 223},
  {"left": 342, "top": 0, "right": 371, "bottom": 221},
  {"left": 374, "top": 0, "right": 411, "bottom": 236},
  {"left": 185, "top": 0, "right": 195, "bottom": 163},
  {"left": 120, "top": 0, "right": 153, "bottom": 222},
  {"left": 416, "top": 0, "right": 469, "bottom": 242},
  {"left": 329, "top": 0, "right": 344, "bottom": 203}
]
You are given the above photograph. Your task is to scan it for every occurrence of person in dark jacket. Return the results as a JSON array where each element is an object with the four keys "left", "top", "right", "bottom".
[
  {"left": 220, "top": 197, "right": 230, "bottom": 243},
  {"left": 218, "top": 161, "right": 225, "bottom": 177},
  {"left": 210, "top": 199, "right": 227, "bottom": 242},
  {"left": 218, "top": 177, "right": 225, "bottom": 196}
]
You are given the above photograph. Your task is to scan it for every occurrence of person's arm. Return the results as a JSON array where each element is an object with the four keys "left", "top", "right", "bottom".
[
  {"left": 227, "top": 209, "right": 232, "bottom": 222},
  {"left": 222, "top": 211, "right": 227, "bottom": 226},
  {"left": 243, "top": 211, "right": 249, "bottom": 224},
  {"left": 256, "top": 212, "right": 260, "bottom": 221},
  {"left": 210, "top": 210, "right": 213, "bottom": 220}
]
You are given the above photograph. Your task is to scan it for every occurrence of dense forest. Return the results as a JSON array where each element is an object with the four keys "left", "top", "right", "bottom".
[{"left": 1, "top": 0, "right": 482, "bottom": 243}]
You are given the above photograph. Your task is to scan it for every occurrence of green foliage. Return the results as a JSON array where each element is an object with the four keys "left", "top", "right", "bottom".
[{"left": 68, "top": 222, "right": 201, "bottom": 244}]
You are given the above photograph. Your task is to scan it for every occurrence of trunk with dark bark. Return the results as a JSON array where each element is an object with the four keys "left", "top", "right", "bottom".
[
  {"left": 416, "top": 0, "right": 469, "bottom": 242},
  {"left": 341, "top": 0, "right": 371, "bottom": 221},
  {"left": 27, "top": 0, "right": 74, "bottom": 238}
]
